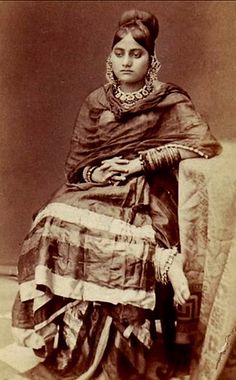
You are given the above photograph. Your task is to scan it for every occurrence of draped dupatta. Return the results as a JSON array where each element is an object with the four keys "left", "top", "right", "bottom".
[
  {"left": 12, "top": 82, "right": 223, "bottom": 379},
  {"left": 65, "top": 82, "right": 221, "bottom": 183}
]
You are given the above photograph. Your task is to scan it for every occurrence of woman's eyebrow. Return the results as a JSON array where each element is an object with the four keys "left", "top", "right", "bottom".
[
  {"left": 130, "top": 48, "right": 143, "bottom": 52},
  {"left": 114, "top": 47, "right": 143, "bottom": 52}
]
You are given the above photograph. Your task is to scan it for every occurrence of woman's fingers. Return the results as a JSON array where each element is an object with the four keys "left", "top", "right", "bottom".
[
  {"left": 100, "top": 163, "right": 129, "bottom": 172},
  {"left": 115, "top": 159, "right": 130, "bottom": 164},
  {"left": 101, "top": 158, "right": 130, "bottom": 168},
  {"left": 174, "top": 293, "right": 186, "bottom": 306},
  {"left": 174, "top": 284, "right": 191, "bottom": 306},
  {"left": 101, "top": 163, "right": 129, "bottom": 174},
  {"left": 101, "top": 156, "right": 124, "bottom": 163},
  {"left": 92, "top": 165, "right": 128, "bottom": 183},
  {"left": 104, "top": 171, "right": 127, "bottom": 181},
  {"left": 110, "top": 174, "right": 127, "bottom": 181},
  {"left": 182, "top": 288, "right": 191, "bottom": 301},
  {"left": 112, "top": 165, "right": 129, "bottom": 173},
  {"left": 92, "top": 157, "right": 130, "bottom": 183},
  {"left": 101, "top": 159, "right": 129, "bottom": 165}
]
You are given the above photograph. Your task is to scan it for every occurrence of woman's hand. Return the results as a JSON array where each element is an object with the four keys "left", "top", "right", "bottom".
[
  {"left": 92, "top": 157, "right": 142, "bottom": 183},
  {"left": 91, "top": 157, "right": 129, "bottom": 183},
  {"left": 91, "top": 156, "right": 143, "bottom": 184},
  {"left": 125, "top": 157, "right": 143, "bottom": 176}
]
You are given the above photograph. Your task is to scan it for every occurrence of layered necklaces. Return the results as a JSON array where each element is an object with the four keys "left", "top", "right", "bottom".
[{"left": 113, "top": 83, "right": 154, "bottom": 109}]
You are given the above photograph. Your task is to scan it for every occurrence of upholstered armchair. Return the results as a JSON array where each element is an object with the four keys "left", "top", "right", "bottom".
[{"left": 176, "top": 141, "right": 236, "bottom": 380}]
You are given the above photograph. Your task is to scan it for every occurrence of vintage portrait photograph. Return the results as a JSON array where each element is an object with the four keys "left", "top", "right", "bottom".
[{"left": 0, "top": 1, "right": 235, "bottom": 379}]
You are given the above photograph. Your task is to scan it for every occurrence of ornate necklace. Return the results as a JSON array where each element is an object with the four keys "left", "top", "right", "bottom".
[{"left": 113, "top": 83, "right": 153, "bottom": 109}]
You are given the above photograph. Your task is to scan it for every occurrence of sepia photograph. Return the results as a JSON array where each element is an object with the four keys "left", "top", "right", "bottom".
[{"left": 0, "top": 1, "right": 236, "bottom": 379}]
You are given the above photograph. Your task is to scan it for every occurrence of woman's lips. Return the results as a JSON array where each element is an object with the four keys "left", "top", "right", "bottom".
[{"left": 120, "top": 70, "right": 133, "bottom": 74}]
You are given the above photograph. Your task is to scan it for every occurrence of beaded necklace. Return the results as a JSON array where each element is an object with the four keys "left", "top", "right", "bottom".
[{"left": 113, "top": 83, "right": 153, "bottom": 109}]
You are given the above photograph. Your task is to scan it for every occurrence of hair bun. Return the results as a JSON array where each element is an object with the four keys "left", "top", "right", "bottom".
[{"left": 119, "top": 9, "right": 159, "bottom": 40}]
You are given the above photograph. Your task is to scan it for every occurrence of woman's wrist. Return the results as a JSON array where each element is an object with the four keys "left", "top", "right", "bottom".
[
  {"left": 128, "top": 157, "right": 143, "bottom": 175},
  {"left": 83, "top": 165, "right": 99, "bottom": 183},
  {"left": 140, "top": 146, "right": 181, "bottom": 172}
]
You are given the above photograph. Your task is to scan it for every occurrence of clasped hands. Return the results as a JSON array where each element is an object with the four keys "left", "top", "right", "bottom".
[{"left": 91, "top": 156, "right": 142, "bottom": 184}]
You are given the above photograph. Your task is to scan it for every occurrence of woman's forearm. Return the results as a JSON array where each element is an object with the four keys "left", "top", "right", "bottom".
[
  {"left": 74, "top": 148, "right": 199, "bottom": 184},
  {"left": 178, "top": 148, "right": 198, "bottom": 160},
  {"left": 128, "top": 146, "right": 199, "bottom": 177}
]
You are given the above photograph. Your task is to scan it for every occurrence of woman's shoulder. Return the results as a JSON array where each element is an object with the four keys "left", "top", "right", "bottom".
[
  {"left": 85, "top": 85, "right": 109, "bottom": 104},
  {"left": 78, "top": 85, "right": 110, "bottom": 113},
  {"left": 154, "top": 81, "right": 191, "bottom": 99},
  {"left": 150, "top": 81, "right": 193, "bottom": 110}
]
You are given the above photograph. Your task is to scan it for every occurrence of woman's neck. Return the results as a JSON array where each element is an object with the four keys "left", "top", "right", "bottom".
[{"left": 119, "top": 80, "right": 145, "bottom": 93}]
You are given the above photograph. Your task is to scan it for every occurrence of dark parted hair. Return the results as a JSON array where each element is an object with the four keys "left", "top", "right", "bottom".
[{"left": 112, "top": 9, "right": 159, "bottom": 56}]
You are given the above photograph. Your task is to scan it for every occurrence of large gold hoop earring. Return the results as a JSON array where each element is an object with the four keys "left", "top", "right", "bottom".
[
  {"left": 105, "top": 56, "right": 117, "bottom": 85},
  {"left": 145, "top": 55, "right": 161, "bottom": 87}
]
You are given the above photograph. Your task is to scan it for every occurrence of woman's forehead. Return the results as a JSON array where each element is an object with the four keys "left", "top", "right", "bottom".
[{"left": 113, "top": 33, "right": 145, "bottom": 51}]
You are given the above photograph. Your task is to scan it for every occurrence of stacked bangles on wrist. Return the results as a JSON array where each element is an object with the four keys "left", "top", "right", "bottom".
[
  {"left": 82, "top": 166, "right": 98, "bottom": 183},
  {"left": 139, "top": 146, "right": 181, "bottom": 172},
  {"left": 82, "top": 165, "right": 112, "bottom": 184}
]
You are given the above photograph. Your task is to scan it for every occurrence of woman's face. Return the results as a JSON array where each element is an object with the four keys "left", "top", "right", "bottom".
[{"left": 111, "top": 33, "right": 150, "bottom": 92}]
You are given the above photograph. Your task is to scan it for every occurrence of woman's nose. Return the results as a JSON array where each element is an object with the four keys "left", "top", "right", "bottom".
[{"left": 122, "top": 54, "right": 132, "bottom": 67}]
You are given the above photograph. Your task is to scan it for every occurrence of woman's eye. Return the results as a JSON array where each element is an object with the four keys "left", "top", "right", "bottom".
[
  {"left": 132, "top": 51, "right": 142, "bottom": 58},
  {"left": 114, "top": 51, "right": 123, "bottom": 57}
]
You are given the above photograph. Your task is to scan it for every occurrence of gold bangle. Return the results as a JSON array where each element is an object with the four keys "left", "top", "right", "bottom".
[
  {"left": 139, "top": 154, "right": 145, "bottom": 171},
  {"left": 86, "top": 166, "right": 98, "bottom": 183}
]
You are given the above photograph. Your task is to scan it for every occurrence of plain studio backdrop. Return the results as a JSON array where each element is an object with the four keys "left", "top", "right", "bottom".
[{"left": 0, "top": 1, "right": 235, "bottom": 266}]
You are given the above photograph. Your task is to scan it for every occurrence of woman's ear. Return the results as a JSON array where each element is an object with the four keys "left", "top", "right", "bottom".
[
  {"left": 145, "top": 55, "right": 161, "bottom": 87},
  {"left": 106, "top": 55, "right": 116, "bottom": 85}
]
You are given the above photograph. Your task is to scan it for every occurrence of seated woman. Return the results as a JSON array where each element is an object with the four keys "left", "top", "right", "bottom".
[{"left": 12, "top": 9, "right": 221, "bottom": 380}]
